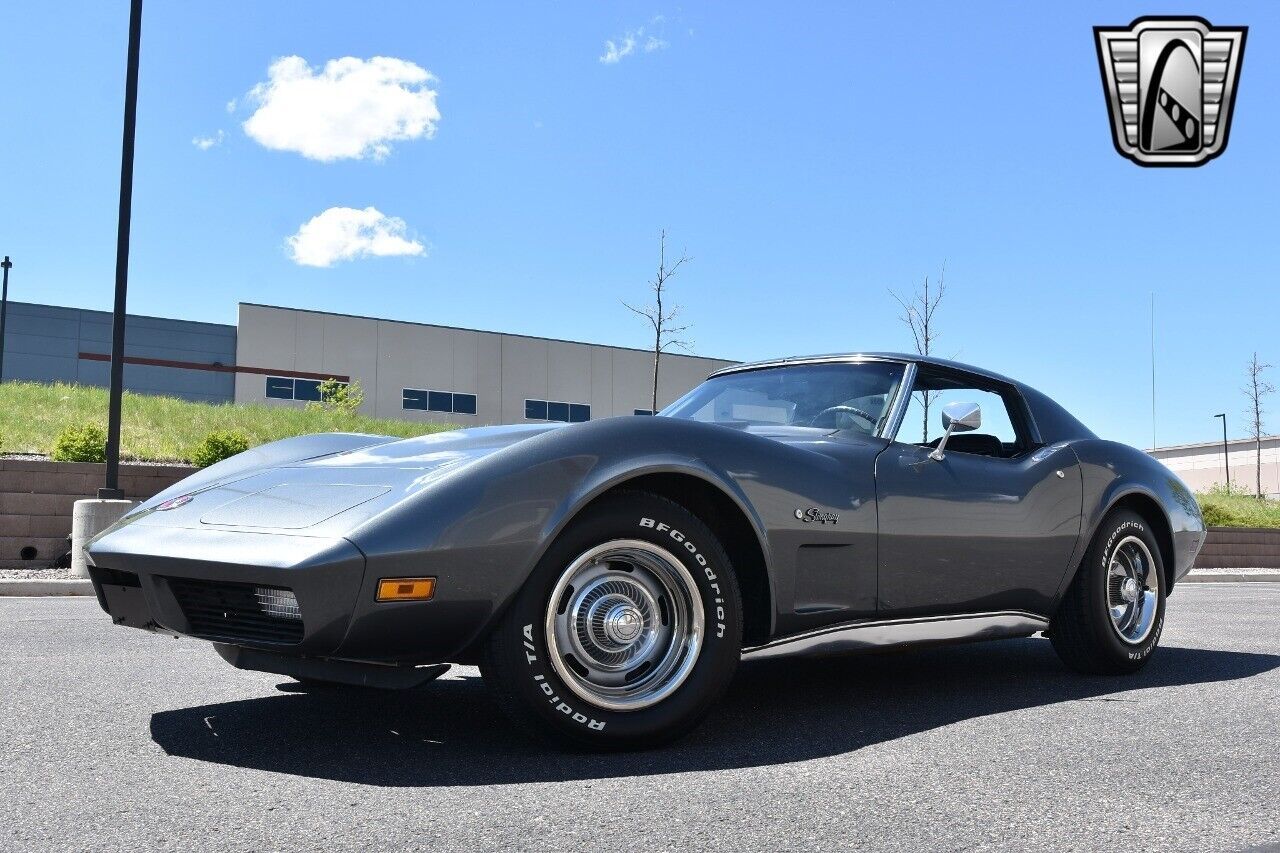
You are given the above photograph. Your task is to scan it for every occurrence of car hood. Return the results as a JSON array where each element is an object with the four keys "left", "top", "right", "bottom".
[
  {"left": 302, "top": 423, "right": 565, "bottom": 471},
  {"left": 92, "top": 424, "right": 568, "bottom": 542}
]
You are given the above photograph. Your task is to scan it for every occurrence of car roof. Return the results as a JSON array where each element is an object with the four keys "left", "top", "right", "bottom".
[{"left": 709, "top": 352, "right": 1021, "bottom": 387}]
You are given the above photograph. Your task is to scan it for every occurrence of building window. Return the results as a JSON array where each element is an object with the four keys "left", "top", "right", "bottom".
[
  {"left": 266, "top": 376, "right": 344, "bottom": 402},
  {"left": 294, "top": 379, "right": 322, "bottom": 402},
  {"left": 402, "top": 388, "right": 476, "bottom": 416},
  {"left": 634, "top": 409, "right": 655, "bottom": 416},
  {"left": 525, "top": 399, "right": 590, "bottom": 423},
  {"left": 265, "top": 377, "right": 294, "bottom": 399}
]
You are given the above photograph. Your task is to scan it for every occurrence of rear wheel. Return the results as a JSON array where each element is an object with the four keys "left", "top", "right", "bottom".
[
  {"left": 481, "top": 491, "right": 742, "bottom": 749},
  {"left": 1050, "top": 509, "right": 1166, "bottom": 674}
]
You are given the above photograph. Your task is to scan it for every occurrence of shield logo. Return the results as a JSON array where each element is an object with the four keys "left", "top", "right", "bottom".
[{"left": 1095, "top": 17, "right": 1246, "bottom": 166}]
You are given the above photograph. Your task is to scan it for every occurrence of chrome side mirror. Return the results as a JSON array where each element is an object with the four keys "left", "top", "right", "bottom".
[{"left": 929, "top": 401, "right": 981, "bottom": 461}]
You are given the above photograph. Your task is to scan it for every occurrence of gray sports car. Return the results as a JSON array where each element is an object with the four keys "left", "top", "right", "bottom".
[{"left": 87, "top": 353, "right": 1206, "bottom": 749}]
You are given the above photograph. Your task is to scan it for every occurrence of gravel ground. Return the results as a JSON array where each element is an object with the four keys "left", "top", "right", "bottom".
[
  {"left": 0, "top": 567, "right": 73, "bottom": 580},
  {"left": 1, "top": 586, "right": 1278, "bottom": 852}
]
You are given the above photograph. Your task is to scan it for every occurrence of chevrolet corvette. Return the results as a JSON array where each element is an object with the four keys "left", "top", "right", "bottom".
[{"left": 87, "top": 353, "right": 1206, "bottom": 749}]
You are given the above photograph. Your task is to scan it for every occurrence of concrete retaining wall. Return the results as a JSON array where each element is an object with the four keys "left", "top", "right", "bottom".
[
  {"left": 0, "top": 458, "right": 195, "bottom": 567},
  {"left": 1194, "top": 527, "right": 1280, "bottom": 569}
]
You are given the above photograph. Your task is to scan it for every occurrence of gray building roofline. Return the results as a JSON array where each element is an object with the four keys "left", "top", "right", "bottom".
[
  {"left": 6, "top": 300, "right": 236, "bottom": 335},
  {"left": 1150, "top": 434, "right": 1280, "bottom": 454},
  {"left": 238, "top": 302, "right": 736, "bottom": 364}
]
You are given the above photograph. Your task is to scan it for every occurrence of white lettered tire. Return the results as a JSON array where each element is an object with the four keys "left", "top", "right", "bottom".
[
  {"left": 1050, "top": 509, "right": 1166, "bottom": 674},
  {"left": 480, "top": 490, "right": 742, "bottom": 749}
]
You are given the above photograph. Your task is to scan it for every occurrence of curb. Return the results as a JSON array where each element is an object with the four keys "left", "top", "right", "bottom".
[
  {"left": 1181, "top": 571, "right": 1280, "bottom": 584},
  {"left": 0, "top": 578, "right": 94, "bottom": 596}
]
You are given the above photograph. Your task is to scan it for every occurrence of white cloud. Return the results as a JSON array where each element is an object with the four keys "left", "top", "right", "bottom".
[
  {"left": 243, "top": 56, "right": 441, "bottom": 162},
  {"left": 600, "top": 17, "right": 671, "bottom": 64},
  {"left": 286, "top": 206, "right": 425, "bottom": 267},
  {"left": 192, "top": 130, "right": 225, "bottom": 150},
  {"left": 225, "top": 98, "right": 237, "bottom": 113},
  {"left": 600, "top": 33, "right": 638, "bottom": 64}
]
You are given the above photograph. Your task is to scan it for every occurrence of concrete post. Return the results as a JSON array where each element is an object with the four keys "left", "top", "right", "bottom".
[{"left": 71, "top": 499, "right": 139, "bottom": 579}]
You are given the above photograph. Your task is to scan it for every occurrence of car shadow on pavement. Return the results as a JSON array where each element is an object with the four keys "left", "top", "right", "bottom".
[{"left": 150, "top": 639, "right": 1278, "bottom": 786}]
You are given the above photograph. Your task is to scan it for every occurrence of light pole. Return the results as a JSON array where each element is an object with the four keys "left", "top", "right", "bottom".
[
  {"left": 100, "top": 0, "right": 143, "bottom": 499},
  {"left": 1214, "top": 413, "right": 1230, "bottom": 492},
  {"left": 0, "top": 256, "right": 11, "bottom": 383}
]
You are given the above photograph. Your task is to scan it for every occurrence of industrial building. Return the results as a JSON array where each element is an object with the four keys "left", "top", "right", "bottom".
[
  {"left": 0, "top": 300, "right": 735, "bottom": 424},
  {"left": 0, "top": 300, "right": 237, "bottom": 403},
  {"left": 1149, "top": 435, "right": 1280, "bottom": 499}
]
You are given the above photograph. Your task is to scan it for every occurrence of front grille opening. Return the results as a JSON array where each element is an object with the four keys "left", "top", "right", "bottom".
[
  {"left": 89, "top": 567, "right": 141, "bottom": 588},
  {"left": 167, "top": 578, "right": 304, "bottom": 644}
]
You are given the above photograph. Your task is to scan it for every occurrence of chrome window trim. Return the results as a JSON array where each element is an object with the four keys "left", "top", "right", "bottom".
[
  {"left": 740, "top": 609, "right": 1050, "bottom": 662},
  {"left": 710, "top": 353, "right": 908, "bottom": 378},
  {"left": 879, "top": 361, "right": 917, "bottom": 441}
]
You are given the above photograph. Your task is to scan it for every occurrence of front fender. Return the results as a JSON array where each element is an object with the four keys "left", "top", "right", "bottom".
[
  {"left": 337, "top": 418, "right": 795, "bottom": 663},
  {"left": 1065, "top": 439, "right": 1206, "bottom": 599}
]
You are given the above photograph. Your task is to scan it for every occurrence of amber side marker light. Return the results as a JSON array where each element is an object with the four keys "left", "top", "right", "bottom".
[{"left": 376, "top": 577, "right": 437, "bottom": 602}]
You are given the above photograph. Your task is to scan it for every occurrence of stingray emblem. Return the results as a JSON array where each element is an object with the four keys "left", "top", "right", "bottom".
[
  {"left": 1095, "top": 17, "right": 1246, "bottom": 166},
  {"left": 156, "top": 494, "right": 193, "bottom": 511}
]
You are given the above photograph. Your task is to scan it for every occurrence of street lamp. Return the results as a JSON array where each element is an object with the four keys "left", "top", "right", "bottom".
[
  {"left": 99, "top": 0, "right": 144, "bottom": 499},
  {"left": 0, "top": 256, "right": 11, "bottom": 383},
  {"left": 1214, "top": 413, "right": 1229, "bottom": 492}
]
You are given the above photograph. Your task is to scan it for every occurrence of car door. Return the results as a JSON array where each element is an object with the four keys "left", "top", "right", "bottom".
[{"left": 874, "top": 366, "right": 1082, "bottom": 618}]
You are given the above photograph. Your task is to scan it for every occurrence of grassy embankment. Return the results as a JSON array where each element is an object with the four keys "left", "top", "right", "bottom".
[
  {"left": 0, "top": 381, "right": 457, "bottom": 464},
  {"left": 1196, "top": 485, "right": 1280, "bottom": 529}
]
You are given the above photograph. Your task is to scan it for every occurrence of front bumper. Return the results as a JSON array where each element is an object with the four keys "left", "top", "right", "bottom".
[
  {"left": 88, "top": 524, "right": 366, "bottom": 656},
  {"left": 87, "top": 522, "right": 498, "bottom": 665}
]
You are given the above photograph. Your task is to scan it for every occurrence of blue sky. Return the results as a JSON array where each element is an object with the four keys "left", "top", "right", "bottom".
[{"left": 1, "top": 2, "right": 1276, "bottom": 450}]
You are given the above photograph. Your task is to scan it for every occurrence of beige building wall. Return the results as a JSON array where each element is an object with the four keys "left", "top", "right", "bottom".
[
  {"left": 234, "top": 304, "right": 736, "bottom": 426},
  {"left": 1149, "top": 435, "right": 1280, "bottom": 498}
]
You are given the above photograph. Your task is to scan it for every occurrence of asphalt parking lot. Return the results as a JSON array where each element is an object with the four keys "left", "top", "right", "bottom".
[{"left": 2, "top": 586, "right": 1278, "bottom": 852}]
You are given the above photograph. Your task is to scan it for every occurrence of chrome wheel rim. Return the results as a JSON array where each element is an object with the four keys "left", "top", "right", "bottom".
[
  {"left": 1106, "top": 535, "right": 1160, "bottom": 645},
  {"left": 545, "top": 539, "right": 704, "bottom": 712}
]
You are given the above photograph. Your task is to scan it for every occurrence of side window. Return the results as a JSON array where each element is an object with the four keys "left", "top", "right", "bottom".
[{"left": 895, "top": 369, "right": 1029, "bottom": 457}]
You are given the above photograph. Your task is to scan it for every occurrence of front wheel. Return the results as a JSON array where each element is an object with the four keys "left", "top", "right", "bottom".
[
  {"left": 1050, "top": 509, "right": 1166, "bottom": 674},
  {"left": 480, "top": 491, "right": 742, "bottom": 749}
]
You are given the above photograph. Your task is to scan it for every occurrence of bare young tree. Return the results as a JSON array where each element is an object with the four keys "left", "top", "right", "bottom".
[
  {"left": 624, "top": 229, "right": 693, "bottom": 413},
  {"left": 1243, "top": 352, "right": 1275, "bottom": 498},
  {"left": 890, "top": 263, "right": 947, "bottom": 441}
]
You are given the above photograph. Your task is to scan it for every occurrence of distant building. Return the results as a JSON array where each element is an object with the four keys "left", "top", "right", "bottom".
[
  {"left": 0, "top": 301, "right": 236, "bottom": 403},
  {"left": 1149, "top": 435, "right": 1280, "bottom": 498},
  {"left": 0, "top": 300, "right": 735, "bottom": 424}
]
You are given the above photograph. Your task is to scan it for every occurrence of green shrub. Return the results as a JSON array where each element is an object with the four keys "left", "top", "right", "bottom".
[
  {"left": 51, "top": 423, "right": 107, "bottom": 463},
  {"left": 190, "top": 430, "right": 250, "bottom": 468},
  {"left": 305, "top": 378, "right": 364, "bottom": 416},
  {"left": 1199, "top": 502, "right": 1234, "bottom": 527}
]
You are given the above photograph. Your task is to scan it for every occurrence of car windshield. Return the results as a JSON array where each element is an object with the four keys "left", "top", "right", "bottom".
[{"left": 661, "top": 361, "right": 907, "bottom": 434}]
